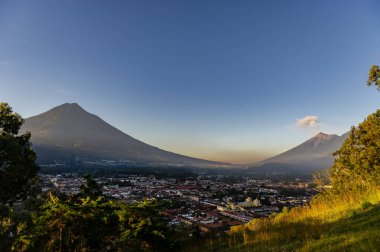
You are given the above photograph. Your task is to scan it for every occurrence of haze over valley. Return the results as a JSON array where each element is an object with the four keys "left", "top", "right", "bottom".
[{"left": 20, "top": 102, "right": 350, "bottom": 176}]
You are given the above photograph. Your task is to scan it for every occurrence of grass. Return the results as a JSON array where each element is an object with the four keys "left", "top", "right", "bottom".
[{"left": 184, "top": 187, "right": 380, "bottom": 252}]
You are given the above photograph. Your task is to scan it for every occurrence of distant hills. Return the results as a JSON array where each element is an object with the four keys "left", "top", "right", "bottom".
[
  {"left": 250, "top": 132, "right": 349, "bottom": 176},
  {"left": 20, "top": 103, "right": 228, "bottom": 168}
]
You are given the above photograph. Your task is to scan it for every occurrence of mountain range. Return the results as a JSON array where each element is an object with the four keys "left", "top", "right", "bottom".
[
  {"left": 20, "top": 103, "right": 228, "bottom": 168},
  {"left": 20, "top": 103, "right": 349, "bottom": 174}
]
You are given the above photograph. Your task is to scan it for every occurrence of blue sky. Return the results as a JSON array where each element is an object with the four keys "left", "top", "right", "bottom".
[{"left": 1, "top": 1, "right": 380, "bottom": 163}]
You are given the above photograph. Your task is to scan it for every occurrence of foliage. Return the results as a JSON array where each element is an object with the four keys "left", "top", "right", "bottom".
[
  {"left": 0, "top": 102, "right": 39, "bottom": 251},
  {"left": 0, "top": 102, "right": 39, "bottom": 205},
  {"left": 79, "top": 174, "right": 103, "bottom": 199},
  {"left": 188, "top": 188, "right": 380, "bottom": 252},
  {"left": 16, "top": 193, "right": 120, "bottom": 251},
  {"left": 367, "top": 65, "right": 380, "bottom": 90},
  {"left": 117, "top": 200, "right": 174, "bottom": 251},
  {"left": 329, "top": 111, "right": 380, "bottom": 191},
  {"left": 13, "top": 185, "right": 177, "bottom": 251},
  {"left": 312, "top": 169, "right": 330, "bottom": 190}
]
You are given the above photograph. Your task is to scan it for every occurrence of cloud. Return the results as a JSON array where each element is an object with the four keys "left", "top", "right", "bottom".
[{"left": 296, "top": 115, "right": 320, "bottom": 128}]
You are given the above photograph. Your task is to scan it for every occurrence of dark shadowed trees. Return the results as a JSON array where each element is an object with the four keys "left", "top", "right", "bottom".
[
  {"left": 14, "top": 189, "right": 175, "bottom": 251},
  {"left": 79, "top": 174, "right": 103, "bottom": 199},
  {"left": 0, "top": 102, "right": 39, "bottom": 251},
  {"left": 0, "top": 102, "right": 39, "bottom": 205}
]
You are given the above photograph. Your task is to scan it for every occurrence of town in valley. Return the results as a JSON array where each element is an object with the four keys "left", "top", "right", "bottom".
[{"left": 40, "top": 172, "right": 315, "bottom": 233}]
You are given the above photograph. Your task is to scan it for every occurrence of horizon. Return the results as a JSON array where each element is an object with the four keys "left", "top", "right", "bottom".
[
  {"left": 21, "top": 101, "right": 347, "bottom": 165},
  {"left": 1, "top": 1, "right": 380, "bottom": 163}
]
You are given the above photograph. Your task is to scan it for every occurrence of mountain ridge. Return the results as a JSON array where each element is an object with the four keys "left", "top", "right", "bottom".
[
  {"left": 21, "top": 103, "right": 229, "bottom": 168},
  {"left": 261, "top": 131, "right": 347, "bottom": 164},
  {"left": 249, "top": 131, "right": 349, "bottom": 175}
]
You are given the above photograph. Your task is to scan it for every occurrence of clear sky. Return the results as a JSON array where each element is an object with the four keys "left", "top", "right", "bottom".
[{"left": 1, "top": 1, "right": 380, "bottom": 164}]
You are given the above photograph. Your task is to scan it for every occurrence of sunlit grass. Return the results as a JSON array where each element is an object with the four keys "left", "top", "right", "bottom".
[{"left": 187, "top": 187, "right": 380, "bottom": 251}]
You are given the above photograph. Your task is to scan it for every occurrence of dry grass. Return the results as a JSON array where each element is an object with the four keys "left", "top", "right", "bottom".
[{"left": 186, "top": 187, "right": 380, "bottom": 252}]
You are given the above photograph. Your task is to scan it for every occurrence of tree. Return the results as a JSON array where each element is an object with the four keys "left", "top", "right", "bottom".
[
  {"left": 330, "top": 111, "right": 380, "bottom": 190},
  {"left": 79, "top": 174, "right": 103, "bottom": 199},
  {"left": 0, "top": 103, "right": 39, "bottom": 205},
  {"left": 117, "top": 200, "right": 173, "bottom": 251},
  {"left": 16, "top": 193, "right": 120, "bottom": 252},
  {"left": 367, "top": 65, "right": 380, "bottom": 90},
  {"left": 14, "top": 178, "right": 177, "bottom": 252},
  {"left": 329, "top": 65, "right": 380, "bottom": 190}
]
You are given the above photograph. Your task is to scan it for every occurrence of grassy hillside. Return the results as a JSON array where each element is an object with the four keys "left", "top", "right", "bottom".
[{"left": 187, "top": 187, "right": 380, "bottom": 252}]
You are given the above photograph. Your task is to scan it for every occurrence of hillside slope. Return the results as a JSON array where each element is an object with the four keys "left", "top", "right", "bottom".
[
  {"left": 20, "top": 103, "right": 228, "bottom": 168},
  {"left": 249, "top": 132, "right": 349, "bottom": 176},
  {"left": 262, "top": 132, "right": 348, "bottom": 164},
  {"left": 188, "top": 188, "right": 380, "bottom": 252}
]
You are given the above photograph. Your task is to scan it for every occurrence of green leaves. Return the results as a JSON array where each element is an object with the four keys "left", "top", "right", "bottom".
[
  {"left": 368, "top": 65, "right": 380, "bottom": 90},
  {"left": 79, "top": 175, "right": 103, "bottom": 199},
  {"left": 330, "top": 110, "right": 380, "bottom": 191},
  {"left": 0, "top": 103, "right": 23, "bottom": 135},
  {"left": 15, "top": 185, "right": 173, "bottom": 251},
  {"left": 0, "top": 103, "right": 39, "bottom": 205}
]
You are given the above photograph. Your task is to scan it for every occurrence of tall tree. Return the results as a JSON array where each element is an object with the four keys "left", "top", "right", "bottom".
[
  {"left": 0, "top": 103, "right": 39, "bottom": 205},
  {"left": 329, "top": 112, "right": 380, "bottom": 190},
  {"left": 329, "top": 65, "right": 380, "bottom": 190}
]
